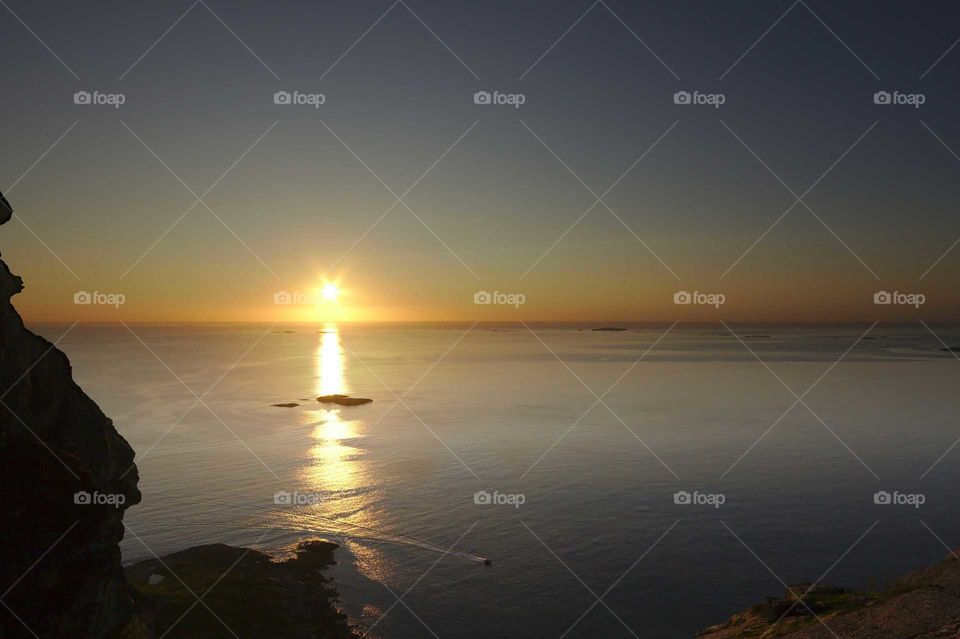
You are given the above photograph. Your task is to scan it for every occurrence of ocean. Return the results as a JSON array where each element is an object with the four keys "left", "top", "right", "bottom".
[{"left": 33, "top": 322, "right": 960, "bottom": 638}]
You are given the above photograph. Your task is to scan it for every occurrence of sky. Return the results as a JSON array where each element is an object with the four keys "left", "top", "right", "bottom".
[{"left": 2, "top": 0, "right": 960, "bottom": 322}]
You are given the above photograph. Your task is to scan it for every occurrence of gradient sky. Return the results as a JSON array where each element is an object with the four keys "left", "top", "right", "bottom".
[{"left": 2, "top": 0, "right": 960, "bottom": 321}]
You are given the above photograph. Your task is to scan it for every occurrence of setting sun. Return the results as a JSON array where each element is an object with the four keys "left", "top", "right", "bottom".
[{"left": 322, "top": 283, "right": 339, "bottom": 302}]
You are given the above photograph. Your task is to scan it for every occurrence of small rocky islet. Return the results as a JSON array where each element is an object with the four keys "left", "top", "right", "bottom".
[
  {"left": 316, "top": 394, "right": 373, "bottom": 406},
  {"left": 271, "top": 395, "right": 374, "bottom": 408}
]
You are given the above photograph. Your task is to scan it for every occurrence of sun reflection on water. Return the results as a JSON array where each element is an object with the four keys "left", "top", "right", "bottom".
[
  {"left": 306, "top": 323, "right": 358, "bottom": 493},
  {"left": 300, "top": 324, "right": 391, "bottom": 582},
  {"left": 317, "top": 325, "right": 346, "bottom": 397},
  {"left": 307, "top": 324, "right": 358, "bottom": 493}
]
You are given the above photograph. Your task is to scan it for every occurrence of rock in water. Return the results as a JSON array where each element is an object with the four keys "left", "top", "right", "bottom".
[
  {"left": 316, "top": 394, "right": 373, "bottom": 406},
  {"left": 0, "top": 192, "right": 141, "bottom": 638}
]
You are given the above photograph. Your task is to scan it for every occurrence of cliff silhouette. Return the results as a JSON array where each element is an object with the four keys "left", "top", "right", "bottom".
[{"left": 0, "top": 192, "right": 141, "bottom": 638}]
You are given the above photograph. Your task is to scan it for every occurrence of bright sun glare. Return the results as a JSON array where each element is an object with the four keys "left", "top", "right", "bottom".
[{"left": 322, "top": 283, "right": 339, "bottom": 301}]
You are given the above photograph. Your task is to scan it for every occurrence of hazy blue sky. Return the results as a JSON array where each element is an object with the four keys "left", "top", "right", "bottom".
[{"left": 2, "top": 0, "right": 959, "bottom": 320}]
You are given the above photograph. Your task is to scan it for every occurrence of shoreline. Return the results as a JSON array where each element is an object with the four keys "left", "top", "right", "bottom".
[
  {"left": 697, "top": 548, "right": 960, "bottom": 638},
  {"left": 122, "top": 540, "right": 360, "bottom": 639}
]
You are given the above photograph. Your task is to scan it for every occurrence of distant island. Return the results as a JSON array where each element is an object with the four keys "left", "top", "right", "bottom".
[
  {"left": 272, "top": 395, "right": 374, "bottom": 408},
  {"left": 317, "top": 394, "right": 374, "bottom": 406}
]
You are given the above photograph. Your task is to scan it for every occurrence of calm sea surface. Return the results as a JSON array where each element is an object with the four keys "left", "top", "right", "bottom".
[{"left": 32, "top": 322, "right": 960, "bottom": 638}]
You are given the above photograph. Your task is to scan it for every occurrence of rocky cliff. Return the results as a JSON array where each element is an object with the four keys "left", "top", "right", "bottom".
[
  {"left": 0, "top": 192, "right": 141, "bottom": 638},
  {"left": 124, "top": 541, "right": 359, "bottom": 638},
  {"left": 697, "top": 549, "right": 960, "bottom": 638}
]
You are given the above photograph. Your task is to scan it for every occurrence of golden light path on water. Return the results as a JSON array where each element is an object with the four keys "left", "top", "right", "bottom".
[
  {"left": 261, "top": 324, "right": 480, "bottom": 586},
  {"left": 303, "top": 323, "right": 392, "bottom": 583},
  {"left": 309, "top": 324, "right": 355, "bottom": 493}
]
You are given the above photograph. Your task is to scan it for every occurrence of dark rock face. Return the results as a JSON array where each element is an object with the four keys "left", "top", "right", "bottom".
[
  {"left": 0, "top": 192, "right": 11, "bottom": 223},
  {"left": 0, "top": 192, "right": 141, "bottom": 638}
]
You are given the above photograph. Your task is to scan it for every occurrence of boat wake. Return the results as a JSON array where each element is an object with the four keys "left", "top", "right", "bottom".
[{"left": 139, "top": 496, "right": 490, "bottom": 565}]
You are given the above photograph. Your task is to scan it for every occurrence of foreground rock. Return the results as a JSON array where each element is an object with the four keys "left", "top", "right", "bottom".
[
  {"left": 0, "top": 192, "right": 142, "bottom": 637},
  {"left": 317, "top": 395, "right": 373, "bottom": 406},
  {"left": 123, "top": 541, "right": 359, "bottom": 639},
  {"left": 697, "top": 549, "right": 960, "bottom": 638}
]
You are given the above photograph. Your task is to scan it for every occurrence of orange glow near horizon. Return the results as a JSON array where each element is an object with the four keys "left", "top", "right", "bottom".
[{"left": 11, "top": 265, "right": 960, "bottom": 324}]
